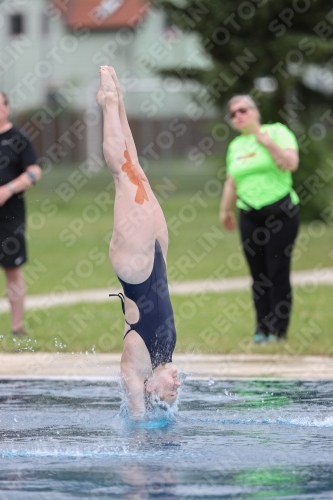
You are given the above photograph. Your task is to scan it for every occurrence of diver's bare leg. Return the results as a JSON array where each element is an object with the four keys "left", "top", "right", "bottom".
[
  {"left": 97, "top": 66, "right": 156, "bottom": 284},
  {"left": 107, "top": 66, "right": 168, "bottom": 259},
  {"left": 107, "top": 66, "right": 141, "bottom": 176}
]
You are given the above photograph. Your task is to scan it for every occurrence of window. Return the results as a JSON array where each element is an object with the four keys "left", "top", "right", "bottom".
[{"left": 10, "top": 14, "right": 24, "bottom": 35}]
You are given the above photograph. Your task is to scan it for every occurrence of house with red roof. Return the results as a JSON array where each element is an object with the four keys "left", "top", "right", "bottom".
[{"left": 0, "top": 0, "right": 214, "bottom": 161}]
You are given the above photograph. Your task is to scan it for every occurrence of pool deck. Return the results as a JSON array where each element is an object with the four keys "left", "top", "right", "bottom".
[{"left": 0, "top": 352, "right": 332, "bottom": 379}]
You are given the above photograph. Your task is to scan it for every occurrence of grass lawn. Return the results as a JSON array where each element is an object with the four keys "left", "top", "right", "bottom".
[
  {"left": 0, "top": 162, "right": 332, "bottom": 356},
  {"left": 0, "top": 164, "right": 332, "bottom": 296},
  {"left": 1, "top": 286, "right": 332, "bottom": 356}
]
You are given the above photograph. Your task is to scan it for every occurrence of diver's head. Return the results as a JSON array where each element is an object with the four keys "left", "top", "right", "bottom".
[{"left": 145, "top": 365, "right": 180, "bottom": 406}]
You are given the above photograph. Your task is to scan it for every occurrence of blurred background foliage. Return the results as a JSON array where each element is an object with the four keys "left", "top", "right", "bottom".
[{"left": 157, "top": 0, "right": 333, "bottom": 220}]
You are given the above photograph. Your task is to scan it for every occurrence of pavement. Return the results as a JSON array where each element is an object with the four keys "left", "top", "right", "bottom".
[
  {"left": 0, "top": 267, "right": 332, "bottom": 379},
  {"left": 0, "top": 352, "right": 332, "bottom": 380},
  {"left": 0, "top": 267, "right": 332, "bottom": 313}
]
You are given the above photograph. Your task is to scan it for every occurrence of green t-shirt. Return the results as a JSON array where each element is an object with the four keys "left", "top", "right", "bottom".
[{"left": 226, "top": 122, "right": 299, "bottom": 210}]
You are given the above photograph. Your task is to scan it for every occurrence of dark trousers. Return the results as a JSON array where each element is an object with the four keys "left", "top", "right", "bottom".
[{"left": 239, "top": 194, "right": 300, "bottom": 335}]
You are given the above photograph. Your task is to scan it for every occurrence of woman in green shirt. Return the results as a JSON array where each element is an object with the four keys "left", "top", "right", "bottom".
[{"left": 219, "top": 95, "right": 299, "bottom": 343}]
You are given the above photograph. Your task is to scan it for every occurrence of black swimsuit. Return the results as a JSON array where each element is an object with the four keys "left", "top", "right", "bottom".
[{"left": 113, "top": 240, "right": 176, "bottom": 370}]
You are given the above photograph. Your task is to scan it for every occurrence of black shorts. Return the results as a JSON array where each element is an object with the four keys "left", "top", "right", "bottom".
[
  {"left": 0, "top": 220, "right": 27, "bottom": 268},
  {"left": 0, "top": 193, "right": 27, "bottom": 268}
]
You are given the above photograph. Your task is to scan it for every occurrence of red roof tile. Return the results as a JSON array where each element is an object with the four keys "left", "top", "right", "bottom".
[{"left": 53, "top": 0, "right": 149, "bottom": 30}]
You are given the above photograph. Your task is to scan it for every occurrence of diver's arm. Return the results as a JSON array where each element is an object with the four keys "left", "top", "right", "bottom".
[
  {"left": 120, "top": 332, "right": 151, "bottom": 420},
  {"left": 120, "top": 363, "right": 146, "bottom": 420}
]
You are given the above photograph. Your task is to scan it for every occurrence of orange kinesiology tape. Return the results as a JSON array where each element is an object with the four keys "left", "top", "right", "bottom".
[{"left": 121, "top": 149, "right": 149, "bottom": 205}]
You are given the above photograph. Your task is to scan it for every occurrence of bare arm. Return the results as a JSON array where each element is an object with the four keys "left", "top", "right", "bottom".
[
  {"left": 120, "top": 332, "right": 152, "bottom": 420},
  {"left": 0, "top": 164, "right": 42, "bottom": 207},
  {"left": 256, "top": 131, "right": 299, "bottom": 172},
  {"left": 120, "top": 363, "right": 146, "bottom": 420},
  {"left": 219, "top": 175, "right": 237, "bottom": 231}
]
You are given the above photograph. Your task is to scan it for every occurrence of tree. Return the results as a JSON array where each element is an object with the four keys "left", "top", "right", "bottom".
[{"left": 157, "top": 0, "right": 333, "bottom": 220}]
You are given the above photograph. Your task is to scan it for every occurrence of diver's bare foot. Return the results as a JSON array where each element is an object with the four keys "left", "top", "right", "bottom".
[{"left": 96, "top": 66, "right": 118, "bottom": 107}]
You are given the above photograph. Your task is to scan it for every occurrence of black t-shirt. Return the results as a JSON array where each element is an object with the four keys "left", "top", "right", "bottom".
[{"left": 0, "top": 126, "right": 38, "bottom": 226}]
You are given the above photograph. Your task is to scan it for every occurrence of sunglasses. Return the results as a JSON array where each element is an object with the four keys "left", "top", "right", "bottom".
[{"left": 229, "top": 107, "right": 251, "bottom": 119}]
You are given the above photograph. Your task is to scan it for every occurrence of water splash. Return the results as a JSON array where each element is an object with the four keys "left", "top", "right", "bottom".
[{"left": 117, "top": 383, "right": 179, "bottom": 429}]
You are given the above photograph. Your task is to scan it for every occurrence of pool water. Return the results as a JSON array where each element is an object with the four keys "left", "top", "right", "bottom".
[{"left": 0, "top": 378, "right": 332, "bottom": 499}]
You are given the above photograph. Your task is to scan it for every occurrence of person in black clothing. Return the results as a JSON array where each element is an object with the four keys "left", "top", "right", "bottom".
[
  {"left": 220, "top": 95, "right": 299, "bottom": 343},
  {"left": 0, "top": 91, "right": 42, "bottom": 336}
]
